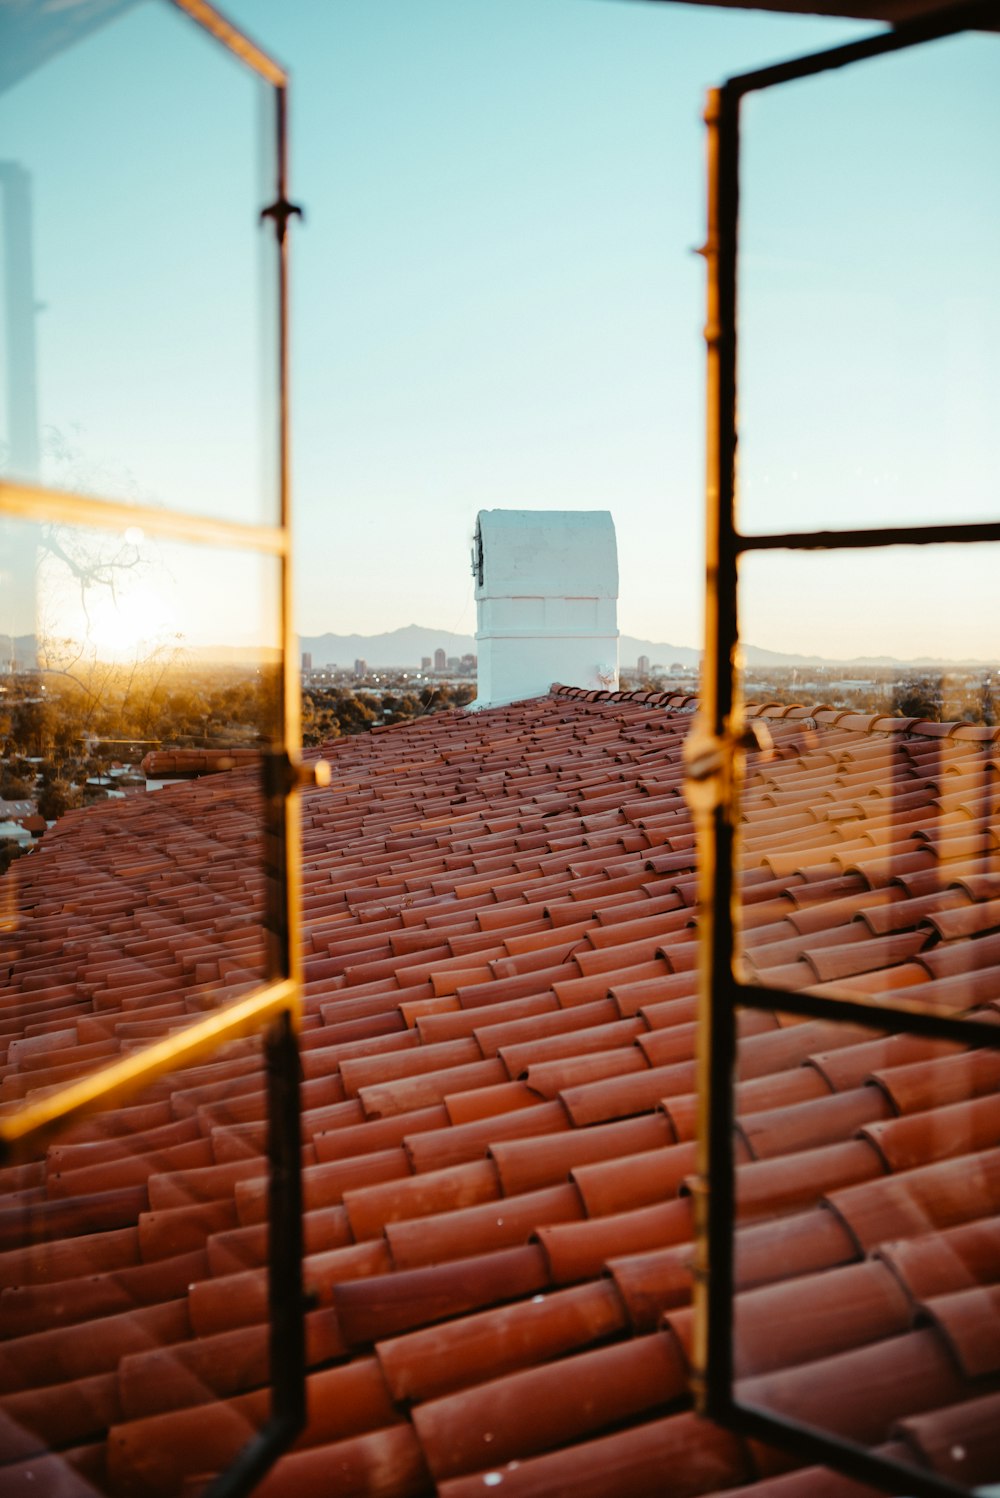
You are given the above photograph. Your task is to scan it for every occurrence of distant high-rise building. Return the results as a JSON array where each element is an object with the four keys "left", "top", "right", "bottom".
[
  {"left": 421, "top": 656, "right": 432, "bottom": 672},
  {"left": 434, "top": 648, "right": 446, "bottom": 672},
  {"left": 302, "top": 651, "right": 313, "bottom": 672},
  {"left": 354, "top": 659, "right": 368, "bottom": 678},
  {"left": 637, "top": 654, "right": 650, "bottom": 677}
]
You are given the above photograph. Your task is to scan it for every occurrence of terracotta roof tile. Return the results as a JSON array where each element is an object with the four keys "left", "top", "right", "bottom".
[
  {"left": 387, "top": 1181, "right": 583, "bottom": 1272},
  {"left": 1, "top": 1371, "right": 123, "bottom": 1457},
  {"left": 377, "top": 1277, "right": 626, "bottom": 1404},
  {"left": 0, "top": 1300, "right": 190, "bottom": 1393},
  {"left": 537, "top": 1198, "right": 694, "bottom": 1285},
  {"left": 726, "top": 1258, "right": 914, "bottom": 1376},
  {"left": 880, "top": 1215, "right": 1000, "bottom": 1301},
  {"left": 333, "top": 1244, "right": 549, "bottom": 1348},
  {"left": 436, "top": 1410, "right": 752, "bottom": 1498},
  {"left": 827, "top": 1148, "right": 1000, "bottom": 1253},
  {"left": 736, "top": 1085, "right": 892, "bottom": 1160},
  {"left": 902, "top": 1399, "right": 998, "bottom": 1492},
  {"left": 522, "top": 1046, "right": 648, "bottom": 1098},
  {"left": 403, "top": 1099, "right": 568, "bottom": 1174},
  {"left": 488, "top": 1112, "right": 670, "bottom": 1195},
  {"left": 738, "top": 1327, "right": 970, "bottom": 1445},
  {"left": 413, "top": 1330, "right": 688, "bottom": 1482},
  {"left": 3, "top": 689, "right": 1000, "bottom": 1495}
]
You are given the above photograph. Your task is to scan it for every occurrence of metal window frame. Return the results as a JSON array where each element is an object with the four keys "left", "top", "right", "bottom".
[
  {"left": 688, "top": 5, "right": 1000, "bottom": 1496},
  {"left": 0, "top": 2, "right": 308, "bottom": 1490}
]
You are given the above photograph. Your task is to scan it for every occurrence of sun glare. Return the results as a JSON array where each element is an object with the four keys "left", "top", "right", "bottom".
[
  {"left": 39, "top": 565, "right": 181, "bottom": 666},
  {"left": 83, "top": 586, "right": 179, "bottom": 662}
]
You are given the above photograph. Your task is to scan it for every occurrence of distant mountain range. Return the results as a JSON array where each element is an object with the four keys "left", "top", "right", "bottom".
[
  {"left": 4, "top": 628, "right": 993, "bottom": 673},
  {"left": 299, "top": 626, "right": 705, "bottom": 669},
  {"left": 297, "top": 626, "right": 995, "bottom": 672},
  {"left": 299, "top": 626, "right": 479, "bottom": 669}
]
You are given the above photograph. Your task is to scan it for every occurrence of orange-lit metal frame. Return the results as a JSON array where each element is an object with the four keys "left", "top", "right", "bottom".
[
  {"left": 688, "top": 5, "right": 1000, "bottom": 1497},
  {"left": 0, "top": 2, "right": 310, "bottom": 1491}
]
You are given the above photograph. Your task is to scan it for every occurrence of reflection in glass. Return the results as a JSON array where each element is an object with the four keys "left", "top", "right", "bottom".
[
  {"left": 738, "top": 30, "right": 999, "bottom": 536},
  {"left": 725, "top": 1015, "right": 998, "bottom": 1491},
  {"left": 0, "top": 0, "right": 276, "bottom": 523},
  {"left": 737, "top": 544, "right": 1000, "bottom": 1021},
  {"left": 0, "top": 515, "right": 281, "bottom": 1030},
  {"left": 740, "top": 541, "right": 1000, "bottom": 674},
  {"left": 2, "top": 517, "right": 281, "bottom": 731},
  {"left": 0, "top": 1042, "right": 272, "bottom": 1496}
]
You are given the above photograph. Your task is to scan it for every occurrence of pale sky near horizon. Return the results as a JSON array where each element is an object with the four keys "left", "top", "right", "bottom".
[{"left": 1, "top": 1, "right": 997, "bottom": 662}]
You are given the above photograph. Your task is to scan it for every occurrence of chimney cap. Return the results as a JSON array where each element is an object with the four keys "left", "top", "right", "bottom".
[{"left": 474, "top": 510, "right": 618, "bottom": 600}]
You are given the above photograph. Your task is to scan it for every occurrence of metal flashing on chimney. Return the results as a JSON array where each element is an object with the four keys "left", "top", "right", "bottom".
[{"left": 471, "top": 508, "right": 620, "bottom": 708}]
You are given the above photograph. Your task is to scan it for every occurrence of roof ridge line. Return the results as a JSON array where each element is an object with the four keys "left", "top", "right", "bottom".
[{"left": 548, "top": 683, "right": 1000, "bottom": 745}]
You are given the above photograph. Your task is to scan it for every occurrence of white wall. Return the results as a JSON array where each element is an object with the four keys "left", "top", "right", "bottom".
[{"left": 472, "top": 510, "right": 619, "bottom": 708}]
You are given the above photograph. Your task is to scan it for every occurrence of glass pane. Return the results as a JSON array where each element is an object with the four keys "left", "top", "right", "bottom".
[
  {"left": 737, "top": 543, "right": 1000, "bottom": 1021},
  {"left": 0, "top": 1038, "right": 274, "bottom": 1497},
  {"left": 738, "top": 29, "right": 1000, "bottom": 535},
  {"left": 0, "top": 0, "right": 278, "bottom": 523},
  {"left": 1, "top": 513, "right": 282, "bottom": 1036},
  {"left": 723, "top": 1012, "right": 999, "bottom": 1493}
]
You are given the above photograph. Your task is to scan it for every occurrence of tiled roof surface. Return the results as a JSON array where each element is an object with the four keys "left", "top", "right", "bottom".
[
  {"left": 1, "top": 688, "right": 999, "bottom": 1497},
  {"left": 141, "top": 750, "right": 263, "bottom": 778}
]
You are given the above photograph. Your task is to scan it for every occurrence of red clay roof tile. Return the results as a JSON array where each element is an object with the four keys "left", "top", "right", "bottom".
[
  {"left": 879, "top": 1216, "right": 1000, "bottom": 1301},
  {"left": 896, "top": 1394, "right": 1000, "bottom": 1498},
  {"left": 333, "top": 1244, "right": 549, "bottom": 1348},
  {"left": 414, "top": 1330, "right": 688, "bottom": 1482},
  {"left": 737, "top": 1327, "right": 970, "bottom": 1446},
  {"left": 725, "top": 1258, "right": 913, "bottom": 1377},
  {"left": 435, "top": 1409, "right": 752, "bottom": 1498},
  {"left": 488, "top": 1112, "right": 670, "bottom": 1196},
  {"left": 376, "top": 1277, "right": 626, "bottom": 1404},
  {"left": 826, "top": 1149, "right": 1000, "bottom": 1252},
  {"left": 537, "top": 1198, "right": 694, "bottom": 1284},
  {"left": 3, "top": 688, "right": 1000, "bottom": 1496},
  {"left": 386, "top": 1181, "right": 583, "bottom": 1270}
]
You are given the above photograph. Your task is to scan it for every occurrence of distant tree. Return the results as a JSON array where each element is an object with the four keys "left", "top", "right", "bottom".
[
  {"left": 334, "top": 694, "right": 377, "bottom": 735},
  {"left": 10, "top": 698, "right": 52, "bottom": 755},
  {"left": 417, "top": 682, "right": 474, "bottom": 712},
  {"left": 891, "top": 677, "right": 942, "bottom": 721},
  {"left": 0, "top": 841, "right": 28, "bottom": 876},
  {"left": 0, "top": 772, "right": 33, "bottom": 799},
  {"left": 37, "top": 780, "right": 80, "bottom": 820}
]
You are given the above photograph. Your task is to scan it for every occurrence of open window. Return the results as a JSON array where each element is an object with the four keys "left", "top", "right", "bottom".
[
  {"left": 0, "top": 3, "right": 313, "bottom": 1491},
  {"left": 688, "top": 5, "right": 1000, "bottom": 1495}
]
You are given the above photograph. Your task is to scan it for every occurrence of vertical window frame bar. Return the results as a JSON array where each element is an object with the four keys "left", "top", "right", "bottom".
[
  {"left": 0, "top": 5, "right": 307, "bottom": 1490},
  {"left": 689, "top": 75, "right": 741, "bottom": 1426},
  {"left": 244, "top": 69, "right": 309, "bottom": 1479},
  {"left": 691, "top": 6, "right": 998, "bottom": 1495}
]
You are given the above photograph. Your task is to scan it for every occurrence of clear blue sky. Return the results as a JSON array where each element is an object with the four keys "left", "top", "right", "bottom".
[{"left": 2, "top": 1, "right": 997, "bottom": 661}]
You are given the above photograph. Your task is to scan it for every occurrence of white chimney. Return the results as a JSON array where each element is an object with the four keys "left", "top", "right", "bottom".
[{"left": 471, "top": 509, "right": 619, "bottom": 709}]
